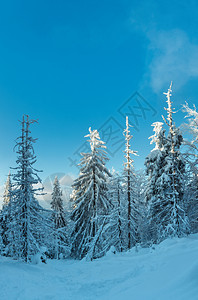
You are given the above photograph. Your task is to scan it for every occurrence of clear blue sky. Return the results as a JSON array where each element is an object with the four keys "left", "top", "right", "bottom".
[{"left": 0, "top": 0, "right": 198, "bottom": 186}]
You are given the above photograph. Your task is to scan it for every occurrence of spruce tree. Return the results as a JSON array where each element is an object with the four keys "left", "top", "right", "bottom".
[
  {"left": 123, "top": 116, "right": 139, "bottom": 249},
  {"left": 182, "top": 102, "right": 198, "bottom": 233},
  {"left": 161, "top": 83, "right": 188, "bottom": 237},
  {"left": 145, "top": 84, "right": 188, "bottom": 242},
  {"left": 145, "top": 122, "right": 167, "bottom": 243},
  {"left": 135, "top": 170, "right": 149, "bottom": 246},
  {"left": 6, "top": 115, "right": 45, "bottom": 262},
  {"left": 104, "top": 174, "right": 125, "bottom": 252},
  {"left": 71, "top": 127, "right": 111, "bottom": 259},
  {"left": 50, "top": 176, "right": 68, "bottom": 259},
  {"left": 0, "top": 173, "right": 12, "bottom": 252},
  {"left": 0, "top": 225, "right": 4, "bottom": 255},
  {"left": 3, "top": 172, "right": 12, "bottom": 208}
]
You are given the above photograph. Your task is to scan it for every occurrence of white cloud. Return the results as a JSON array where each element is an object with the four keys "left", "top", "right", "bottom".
[
  {"left": 128, "top": 3, "right": 198, "bottom": 93},
  {"left": 145, "top": 29, "right": 198, "bottom": 93}
]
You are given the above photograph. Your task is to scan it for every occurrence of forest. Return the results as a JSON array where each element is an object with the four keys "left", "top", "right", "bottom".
[{"left": 0, "top": 83, "right": 198, "bottom": 263}]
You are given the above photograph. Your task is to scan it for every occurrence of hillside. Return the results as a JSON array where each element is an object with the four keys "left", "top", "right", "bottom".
[{"left": 1, "top": 234, "right": 198, "bottom": 300}]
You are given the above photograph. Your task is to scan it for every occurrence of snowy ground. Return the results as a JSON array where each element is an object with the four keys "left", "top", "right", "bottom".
[{"left": 1, "top": 235, "right": 198, "bottom": 300}]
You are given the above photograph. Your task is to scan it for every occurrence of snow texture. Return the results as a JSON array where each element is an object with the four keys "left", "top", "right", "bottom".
[{"left": 1, "top": 234, "right": 198, "bottom": 300}]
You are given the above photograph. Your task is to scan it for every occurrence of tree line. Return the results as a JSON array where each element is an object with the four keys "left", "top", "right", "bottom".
[{"left": 0, "top": 83, "right": 198, "bottom": 262}]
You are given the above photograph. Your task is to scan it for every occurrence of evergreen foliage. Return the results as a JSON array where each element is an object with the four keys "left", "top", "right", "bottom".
[
  {"left": 50, "top": 176, "right": 68, "bottom": 259},
  {"left": 70, "top": 128, "right": 112, "bottom": 259}
]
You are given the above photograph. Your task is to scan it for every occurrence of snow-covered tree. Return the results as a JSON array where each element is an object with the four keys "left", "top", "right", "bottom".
[
  {"left": 50, "top": 176, "right": 68, "bottom": 259},
  {"left": 6, "top": 115, "right": 46, "bottom": 262},
  {"left": 123, "top": 116, "right": 139, "bottom": 249},
  {"left": 0, "top": 173, "right": 12, "bottom": 252},
  {"left": 3, "top": 191, "right": 18, "bottom": 257},
  {"left": 149, "top": 122, "right": 166, "bottom": 150},
  {"left": 183, "top": 175, "right": 198, "bottom": 233},
  {"left": 145, "top": 84, "right": 189, "bottom": 242},
  {"left": 135, "top": 170, "right": 150, "bottom": 246},
  {"left": 182, "top": 102, "right": 198, "bottom": 232},
  {"left": 145, "top": 121, "right": 166, "bottom": 203},
  {"left": 182, "top": 102, "right": 198, "bottom": 164},
  {"left": 104, "top": 174, "right": 126, "bottom": 252},
  {"left": 0, "top": 226, "right": 4, "bottom": 255},
  {"left": 71, "top": 127, "right": 112, "bottom": 259},
  {"left": 51, "top": 177, "right": 66, "bottom": 228},
  {"left": 145, "top": 122, "right": 167, "bottom": 243},
  {"left": 3, "top": 172, "right": 12, "bottom": 208},
  {"left": 161, "top": 83, "right": 188, "bottom": 237}
]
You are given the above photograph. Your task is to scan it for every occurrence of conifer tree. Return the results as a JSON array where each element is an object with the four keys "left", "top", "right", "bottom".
[
  {"left": 0, "top": 225, "right": 4, "bottom": 255},
  {"left": 104, "top": 174, "right": 125, "bottom": 252},
  {"left": 0, "top": 172, "right": 12, "bottom": 251},
  {"left": 123, "top": 116, "right": 139, "bottom": 249},
  {"left": 181, "top": 102, "right": 198, "bottom": 233},
  {"left": 71, "top": 127, "right": 111, "bottom": 259},
  {"left": 184, "top": 175, "right": 198, "bottom": 233},
  {"left": 145, "top": 84, "right": 188, "bottom": 242},
  {"left": 161, "top": 83, "right": 188, "bottom": 237},
  {"left": 6, "top": 115, "right": 45, "bottom": 262},
  {"left": 3, "top": 172, "right": 12, "bottom": 208},
  {"left": 50, "top": 176, "right": 68, "bottom": 259},
  {"left": 135, "top": 170, "right": 149, "bottom": 246},
  {"left": 145, "top": 122, "right": 167, "bottom": 243}
]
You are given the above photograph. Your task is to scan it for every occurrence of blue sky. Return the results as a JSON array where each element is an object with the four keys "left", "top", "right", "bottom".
[{"left": 0, "top": 0, "right": 198, "bottom": 189}]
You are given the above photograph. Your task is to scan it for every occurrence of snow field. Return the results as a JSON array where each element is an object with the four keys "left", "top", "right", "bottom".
[{"left": 1, "top": 234, "right": 198, "bottom": 300}]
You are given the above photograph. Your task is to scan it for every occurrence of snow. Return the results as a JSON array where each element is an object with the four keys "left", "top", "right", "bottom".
[{"left": 1, "top": 234, "right": 198, "bottom": 300}]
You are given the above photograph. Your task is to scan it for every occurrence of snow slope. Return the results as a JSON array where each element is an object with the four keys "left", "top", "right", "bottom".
[{"left": 1, "top": 235, "right": 198, "bottom": 300}]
